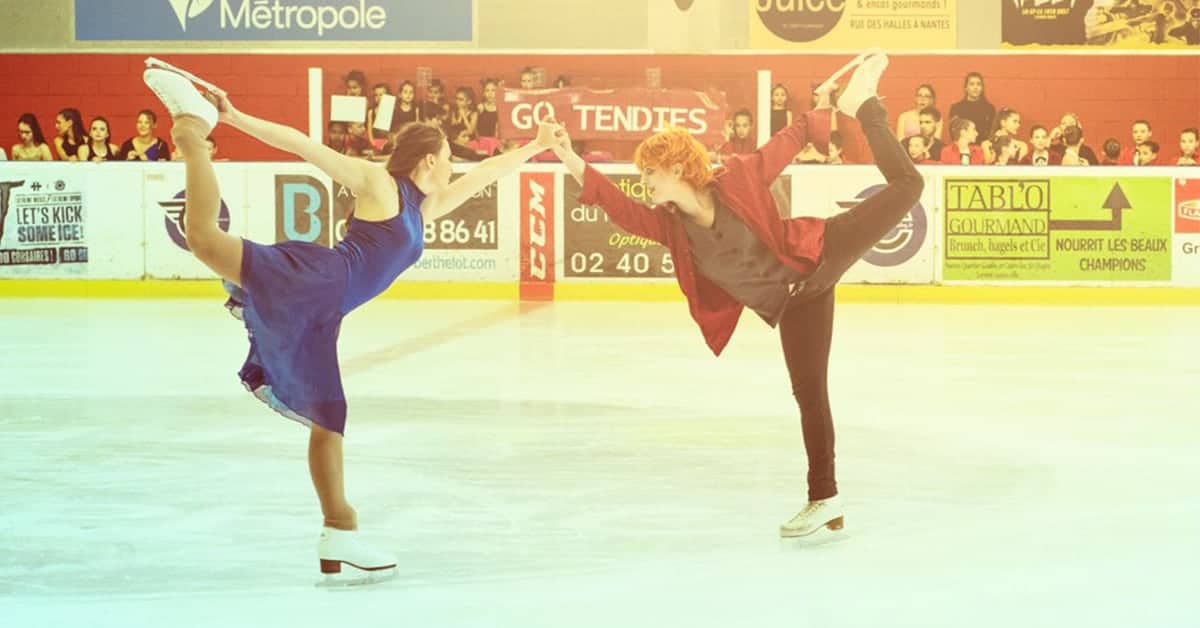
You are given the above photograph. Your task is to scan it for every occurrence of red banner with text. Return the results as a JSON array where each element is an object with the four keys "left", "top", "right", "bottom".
[{"left": 500, "top": 87, "right": 728, "bottom": 144}]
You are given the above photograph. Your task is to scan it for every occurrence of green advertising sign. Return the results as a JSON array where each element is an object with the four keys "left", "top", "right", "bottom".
[{"left": 943, "top": 177, "right": 1172, "bottom": 282}]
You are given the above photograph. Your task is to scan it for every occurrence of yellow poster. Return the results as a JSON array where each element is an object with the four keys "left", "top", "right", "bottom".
[{"left": 748, "top": 0, "right": 957, "bottom": 50}]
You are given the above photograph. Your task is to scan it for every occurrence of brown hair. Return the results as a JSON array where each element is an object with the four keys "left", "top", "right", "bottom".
[{"left": 385, "top": 122, "right": 446, "bottom": 179}]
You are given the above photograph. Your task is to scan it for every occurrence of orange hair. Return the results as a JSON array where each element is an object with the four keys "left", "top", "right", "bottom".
[{"left": 633, "top": 127, "right": 714, "bottom": 189}]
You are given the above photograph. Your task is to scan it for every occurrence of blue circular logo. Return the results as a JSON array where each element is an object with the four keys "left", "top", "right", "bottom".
[{"left": 161, "top": 190, "right": 231, "bottom": 251}]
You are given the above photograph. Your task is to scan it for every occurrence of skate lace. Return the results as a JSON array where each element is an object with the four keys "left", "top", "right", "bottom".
[{"left": 787, "top": 500, "right": 825, "bottom": 525}]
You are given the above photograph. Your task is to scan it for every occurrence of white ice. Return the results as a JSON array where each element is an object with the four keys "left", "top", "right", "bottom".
[{"left": 1, "top": 296, "right": 1199, "bottom": 628}]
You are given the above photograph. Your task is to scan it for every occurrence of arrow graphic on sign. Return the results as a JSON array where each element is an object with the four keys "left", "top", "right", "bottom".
[{"left": 1048, "top": 182, "right": 1132, "bottom": 231}]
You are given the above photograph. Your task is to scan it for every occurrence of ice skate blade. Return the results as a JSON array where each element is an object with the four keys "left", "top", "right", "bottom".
[
  {"left": 315, "top": 564, "right": 397, "bottom": 588},
  {"left": 779, "top": 516, "right": 847, "bottom": 546},
  {"left": 779, "top": 526, "right": 848, "bottom": 548}
]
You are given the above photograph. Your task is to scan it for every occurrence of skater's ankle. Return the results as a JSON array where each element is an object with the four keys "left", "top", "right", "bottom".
[{"left": 324, "top": 518, "right": 357, "bottom": 531}]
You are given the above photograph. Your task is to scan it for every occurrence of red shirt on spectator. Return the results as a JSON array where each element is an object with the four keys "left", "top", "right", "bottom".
[{"left": 940, "top": 144, "right": 984, "bottom": 165}]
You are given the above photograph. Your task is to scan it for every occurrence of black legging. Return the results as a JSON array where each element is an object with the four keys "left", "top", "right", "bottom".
[{"left": 779, "top": 97, "right": 924, "bottom": 501}]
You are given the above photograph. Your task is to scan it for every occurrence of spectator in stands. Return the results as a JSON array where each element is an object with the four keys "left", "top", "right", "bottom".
[
  {"left": 421, "top": 79, "right": 450, "bottom": 128},
  {"left": 1135, "top": 140, "right": 1160, "bottom": 166},
  {"left": 325, "top": 121, "right": 348, "bottom": 154},
  {"left": 1059, "top": 125, "right": 1090, "bottom": 165},
  {"left": 447, "top": 123, "right": 487, "bottom": 162},
  {"left": 990, "top": 134, "right": 1020, "bottom": 165},
  {"left": 1021, "top": 125, "right": 1060, "bottom": 165},
  {"left": 12, "top": 113, "right": 53, "bottom": 161},
  {"left": 1177, "top": 127, "right": 1199, "bottom": 165},
  {"left": 1049, "top": 112, "right": 1099, "bottom": 165},
  {"left": 948, "top": 72, "right": 995, "bottom": 145},
  {"left": 0, "top": 147, "right": 6, "bottom": 160},
  {"left": 78, "top": 117, "right": 119, "bottom": 162},
  {"left": 366, "top": 83, "right": 392, "bottom": 143},
  {"left": 903, "top": 134, "right": 931, "bottom": 163},
  {"left": 554, "top": 75, "right": 571, "bottom": 88},
  {"left": 771, "top": 83, "right": 793, "bottom": 135},
  {"left": 53, "top": 108, "right": 87, "bottom": 162},
  {"left": 120, "top": 110, "right": 171, "bottom": 161},
  {"left": 984, "top": 107, "right": 1029, "bottom": 163},
  {"left": 895, "top": 83, "right": 942, "bottom": 141},
  {"left": 344, "top": 122, "right": 373, "bottom": 159},
  {"left": 477, "top": 78, "right": 500, "bottom": 140},
  {"left": 941, "top": 117, "right": 984, "bottom": 164},
  {"left": 1168, "top": 7, "right": 1200, "bottom": 44},
  {"left": 519, "top": 67, "right": 538, "bottom": 89},
  {"left": 917, "top": 106, "right": 945, "bottom": 160},
  {"left": 390, "top": 80, "right": 420, "bottom": 132},
  {"left": 718, "top": 109, "right": 756, "bottom": 158},
  {"left": 450, "top": 86, "right": 479, "bottom": 139},
  {"left": 794, "top": 131, "right": 846, "bottom": 165},
  {"left": 1122, "top": 119, "right": 1153, "bottom": 164},
  {"left": 1101, "top": 137, "right": 1123, "bottom": 165},
  {"left": 343, "top": 70, "right": 366, "bottom": 97}
]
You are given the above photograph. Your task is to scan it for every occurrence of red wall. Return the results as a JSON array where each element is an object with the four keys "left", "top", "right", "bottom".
[{"left": 3, "top": 53, "right": 1197, "bottom": 162}]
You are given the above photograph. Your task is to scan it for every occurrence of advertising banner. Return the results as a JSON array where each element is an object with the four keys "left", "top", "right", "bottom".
[
  {"left": 748, "top": 0, "right": 956, "bottom": 50},
  {"left": 500, "top": 87, "right": 728, "bottom": 145},
  {"left": 1002, "top": 0, "right": 1200, "bottom": 48},
  {"left": 1173, "top": 178, "right": 1200, "bottom": 285},
  {"left": 76, "top": 0, "right": 472, "bottom": 42},
  {"left": 789, "top": 166, "right": 936, "bottom": 284},
  {"left": 561, "top": 170, "right": 675, "bottom": 282},
  {"left": 0, "top": 168, "right": 87, "bottom": 278},
  {"left": 143, "top": 163, "right": 247, "bottom": 279},
  {"left": 942, "top": 175, "right": 1173, "bottom": 283}
]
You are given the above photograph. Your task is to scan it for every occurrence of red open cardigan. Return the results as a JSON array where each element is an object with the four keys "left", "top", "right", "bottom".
[{"left": 579, "top": 111, "right": 832, "bottom": 355}]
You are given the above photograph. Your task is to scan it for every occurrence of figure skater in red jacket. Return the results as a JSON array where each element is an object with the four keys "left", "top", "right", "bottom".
[{"left": 550, "top": 50, "right": 922, "bottom": 541}]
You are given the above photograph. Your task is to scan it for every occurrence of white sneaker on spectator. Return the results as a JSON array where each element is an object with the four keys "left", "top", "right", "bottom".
[
  {"left": 836, "top": 52, "right": 889, "bottom": 118},
  {"left": 143, "top": 67, "right": 219, "bottom": 133}
]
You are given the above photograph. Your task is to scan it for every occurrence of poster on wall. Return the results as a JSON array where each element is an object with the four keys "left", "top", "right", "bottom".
[
  {"left": 0, "top": 168, "right": 87, "bottom": 278},
  {"left": 1173, "top": 178, "right": 1200, "bottom": 285},
  {"left": 789, "top": 166, "right": 936, "bottom": 285},
  {"left": 1002, "top": 0, "right": 1200, "bottom": 48},
  {"left": 941, "top": 176, "right": 1173, "bottom": 283},
  {"left": 748, "top": 0, "right": 956, "bottom": 50}
]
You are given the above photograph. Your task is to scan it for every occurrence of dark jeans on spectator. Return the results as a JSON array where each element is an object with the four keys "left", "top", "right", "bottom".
[{"left": 779, "top": 97, "right": 924, "bottom": 501}]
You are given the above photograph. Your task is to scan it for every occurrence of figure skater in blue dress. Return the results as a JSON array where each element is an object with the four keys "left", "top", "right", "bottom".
[{"left": 143, "top": 59, "right": 562, "bottom": 586}]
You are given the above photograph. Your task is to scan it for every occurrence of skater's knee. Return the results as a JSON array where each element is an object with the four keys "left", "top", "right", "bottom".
[
  {"left": 185, "top": 228, "right": 220, "bottom": 260},
  {"left": 790, "top": 376, "right": 829, "bottom": 407}
]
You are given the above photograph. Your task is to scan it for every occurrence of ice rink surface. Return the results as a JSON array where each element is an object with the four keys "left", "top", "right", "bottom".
[{"left": 2, "top": 297, "right": 1198, "bottom": 627}]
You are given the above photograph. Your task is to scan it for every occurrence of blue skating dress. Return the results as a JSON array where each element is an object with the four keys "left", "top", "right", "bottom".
[{"left": 223, "top": 176, "right": 425, "bottom": 434}]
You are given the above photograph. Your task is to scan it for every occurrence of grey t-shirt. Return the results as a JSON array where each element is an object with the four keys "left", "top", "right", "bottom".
[{"left": 682, "top": 198, "right": 805, "bottom": 326}]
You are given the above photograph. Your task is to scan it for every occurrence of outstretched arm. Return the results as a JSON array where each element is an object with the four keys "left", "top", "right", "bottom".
[
  {"left": 551, "top": 128, "right": 669, "bottom": 243},
  {"left": 208, "top": 88, "right": 380, "bottom": 198},
  {"left": 421, "top": 120, "right": 562, "bottom": 223}
]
